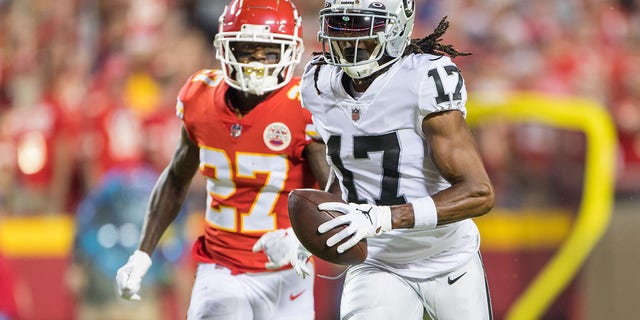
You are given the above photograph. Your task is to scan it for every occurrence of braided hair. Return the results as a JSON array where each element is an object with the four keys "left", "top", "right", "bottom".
[
  {"left": 404, "top": 16, "right": 471, "bottom": 58},
  {"left": 311, "top": 16, "right": 469, "bottom": 95}
]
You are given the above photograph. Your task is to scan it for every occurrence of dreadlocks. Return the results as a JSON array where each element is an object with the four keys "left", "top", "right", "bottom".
[
  {"left": 310, "top": 53, "right": 330, "bottom": 96},
  {"left": 404, "top": 16, "right": 471, "bottom": 58},
  {"left": 311, "top": 16, "right": 469, "bottom": 95}
]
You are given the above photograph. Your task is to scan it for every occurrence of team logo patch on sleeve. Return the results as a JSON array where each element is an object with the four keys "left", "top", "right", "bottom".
[{"left": 263, "top": 122, "right": 292, "bottom": 151}]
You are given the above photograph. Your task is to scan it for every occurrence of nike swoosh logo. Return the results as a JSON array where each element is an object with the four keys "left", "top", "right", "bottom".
[
  {"left": 289, "top": 290, "right": 305, "bottom": 301},
  {"left": 447, "top": 272, "right": 467, "bottom": 285}
]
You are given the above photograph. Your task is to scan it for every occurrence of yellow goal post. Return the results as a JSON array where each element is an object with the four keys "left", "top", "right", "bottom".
[{"left": 466, "top": 92, "right": 617, "bottom": 320}]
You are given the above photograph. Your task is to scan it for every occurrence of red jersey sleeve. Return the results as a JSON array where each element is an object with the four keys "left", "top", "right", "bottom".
[{"left": 176, "top": 69, "right": 225, "bottom": 141}]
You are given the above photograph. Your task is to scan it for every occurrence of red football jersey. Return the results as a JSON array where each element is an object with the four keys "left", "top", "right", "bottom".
[{"left": 178, "top": 69, "right": 318, "bottom": 274}]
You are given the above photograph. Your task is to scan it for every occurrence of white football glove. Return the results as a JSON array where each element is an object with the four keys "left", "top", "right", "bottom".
[
  {"left": 115, "top": 250, "right": 152, "bottom": 301},
  {"left": 317, "top": 202, "right": 392, "bottom": 254},
  {"left": 252, "top": 227, "right": 312, "bottom": 278}
]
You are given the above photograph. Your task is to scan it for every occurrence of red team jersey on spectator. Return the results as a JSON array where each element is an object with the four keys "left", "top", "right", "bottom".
[{"left": 177, "top": 69, "right": 317, "bottom": 274}]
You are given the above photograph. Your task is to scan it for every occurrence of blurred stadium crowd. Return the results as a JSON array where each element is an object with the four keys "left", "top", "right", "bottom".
[
  {"left": 0, "top": 0, "right": 639, "bottom": 319},
  {"left": 1, "top": 0, "right": 639, "bottom": 215}
]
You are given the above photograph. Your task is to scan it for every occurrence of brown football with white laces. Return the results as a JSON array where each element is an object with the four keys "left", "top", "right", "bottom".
[{"left": 288, "top": 189, "right": 367, "bottom": 265}]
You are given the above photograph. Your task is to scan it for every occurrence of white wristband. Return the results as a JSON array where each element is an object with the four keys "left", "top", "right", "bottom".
[{"left": 409, "top": 197, "right": 438, "bottom": 229}]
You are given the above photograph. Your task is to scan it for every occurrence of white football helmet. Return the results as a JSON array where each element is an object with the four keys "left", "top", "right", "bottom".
[
  {"left": 318, "top": 0, "right": 415, "bottom": 79},
  {"left": 214, "top": 0, "right": 304, "bottom": 95}
]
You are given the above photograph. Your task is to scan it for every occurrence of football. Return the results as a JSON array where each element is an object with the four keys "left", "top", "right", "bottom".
[{"left": 288, "top": 189, "right": 367, "bottom": 265}]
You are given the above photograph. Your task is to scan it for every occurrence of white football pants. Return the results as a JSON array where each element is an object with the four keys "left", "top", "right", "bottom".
[
  {"left": 340, "top": 253, "right": 492, "bottom": 320},
  {"left": 186, "top": 262, "right": 314, "bottom": 320}
]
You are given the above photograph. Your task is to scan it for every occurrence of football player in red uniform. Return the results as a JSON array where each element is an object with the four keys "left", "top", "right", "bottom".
[{"left": 115, "top": 0, "right": 330, "bottom": 319}]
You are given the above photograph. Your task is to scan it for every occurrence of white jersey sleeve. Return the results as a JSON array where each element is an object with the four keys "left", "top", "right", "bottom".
[{"left": 416, "top": 55, "right": 468, "bottom": 138}]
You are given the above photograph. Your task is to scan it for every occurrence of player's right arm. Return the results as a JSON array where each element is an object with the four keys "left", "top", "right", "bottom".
[
  {"left": 303, "top": 140, "right": 332, "bottom": 191},
  {"left": 138, "top": 125, "right": 200, "bottom": 254},
  {"left": 116, "top": 125, "right": 199, "bottom": 300}
]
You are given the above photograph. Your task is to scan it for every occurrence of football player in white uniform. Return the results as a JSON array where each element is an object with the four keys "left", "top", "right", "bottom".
[{"left": 300, "top": 1, "right": 495, "bottom": 319}]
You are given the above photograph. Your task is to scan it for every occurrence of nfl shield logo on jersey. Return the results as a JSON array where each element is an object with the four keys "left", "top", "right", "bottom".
[
  {"left": 263, "top": 122, "right": 292, "bottom": 151},
  {"left": 351, "top": 108, "right": 361, "bottom": 122},
  {"left": 230, "top": 123, "right": 243, "bottom": 138}
]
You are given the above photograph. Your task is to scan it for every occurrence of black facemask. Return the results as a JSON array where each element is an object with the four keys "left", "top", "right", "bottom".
[{"left": 340, "top": 47, "right": 372, "bottom": 64}]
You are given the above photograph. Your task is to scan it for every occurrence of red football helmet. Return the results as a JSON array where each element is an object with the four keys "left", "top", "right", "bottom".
[{"left": 214, "top": 0, "right": 304, "bottom": 95}]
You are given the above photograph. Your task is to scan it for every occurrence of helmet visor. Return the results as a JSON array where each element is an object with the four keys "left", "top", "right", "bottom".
[
  {"left": 323, "top": 13, "right": 387, "bottom": 37},
  {"left": 229, "top": 42, "right": 282, "bottom": 64}
]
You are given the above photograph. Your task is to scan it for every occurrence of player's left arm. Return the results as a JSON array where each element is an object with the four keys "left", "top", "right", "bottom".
[
  {"left": 360, "top": 110, "right": 494, "bottom": 232},
  {"left": 419, "top": 110, "right": 494, "bottom": 225},
  {"left": 390, "top": 59, "right": 494, "bottom": 229}
]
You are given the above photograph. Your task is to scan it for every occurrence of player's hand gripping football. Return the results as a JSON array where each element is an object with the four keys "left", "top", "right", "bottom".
[
  {"left": 253, "top": 227, "right": 312, "bottom": 278},
  {"left": 115, "top": 250, "right": 152, "bottom": 301},
  {"left": 317, "top": 202, "right": 392, "bottom": 254}
]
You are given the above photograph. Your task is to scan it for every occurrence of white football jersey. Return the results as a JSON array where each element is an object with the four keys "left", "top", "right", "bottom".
[{"left": 300, "top": 54, "right": 480, "bottom": 279}]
